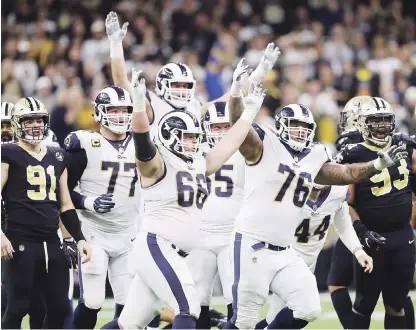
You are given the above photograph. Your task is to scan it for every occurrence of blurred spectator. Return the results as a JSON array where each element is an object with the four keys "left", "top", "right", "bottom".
[{"left": 33, "top": 76, "right": 57, "bottom": 112}]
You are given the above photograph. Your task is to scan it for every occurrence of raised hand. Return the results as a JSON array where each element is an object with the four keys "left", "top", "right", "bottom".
[
  {"left": 132, "top": 68, "right": 146, "bottom": 113},
  {"left": 106, "top": 11, "right": 129, "bottom": 43},
  {"left": 240, "top": 82, "right": 267, "bottom": 123},
  {"left": 374, "top": 142, "right": 408, "bottom": 170},
  {"left": 250, "top": 42, "right": 281, "bottom": 83},
  {"left": 230, "top": 58, "right": 250, "bottom": 97}
]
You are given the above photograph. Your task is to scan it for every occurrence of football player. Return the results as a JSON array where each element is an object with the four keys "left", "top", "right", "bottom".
[
  {"left": 105, "top": 11, "right": 280, "bottom": 132},
  {"left": 222, "top": 99, "right": 407, "bottom": 330},
  {"left": 1, "top": 102, "right": 15, "bottom": 143},
  {"left": 1, "top": 100, "right": 78, "bottom": 329},
  {"left": 333, "top": 97, "right": 416, "bottom": 329},
  {"left": 101, "top": 63, "right": 265, "bottom": 329},
  {"left": 335, "top": 96, "right": 370, "bottom": 151},
  {"left": 186, "top": 101, "right": 245, "bottom": 328},
  {"left": 64, "top": 86, "right": 140, "bottom": 329},
  {"left": 255, "top": 182, "right": 373, "bottom": 329},
  {"left": 1, "top": 97, "right": 91, "bottom": 329}
]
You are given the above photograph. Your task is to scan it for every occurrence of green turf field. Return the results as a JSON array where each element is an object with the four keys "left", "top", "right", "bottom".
[{"left": 21, "top": 291, "right": 416, "bottom": 329}]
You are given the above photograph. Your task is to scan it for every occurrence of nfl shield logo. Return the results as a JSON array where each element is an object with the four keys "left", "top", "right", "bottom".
[{"left": 19, "top": 245, "right": 25, "bottom": 251}]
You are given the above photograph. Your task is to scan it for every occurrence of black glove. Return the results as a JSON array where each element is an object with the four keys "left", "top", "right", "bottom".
[
  {"left": 63, "top": 237, "right": 78, "bottom": 269},
  {"left": 353, "top": 220, "right": 386, "bottom": 250}
]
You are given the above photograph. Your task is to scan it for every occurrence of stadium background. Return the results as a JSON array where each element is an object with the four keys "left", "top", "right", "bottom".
[{"left": 2, "top": 0, "right": 416, "bottom": 328}]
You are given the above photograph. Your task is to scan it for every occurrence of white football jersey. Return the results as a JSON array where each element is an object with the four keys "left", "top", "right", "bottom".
[
  {"left": 148, "top": 91, "right": 203, "bottom": 138},
  {"left": 200, "top": 145, "right": 245, "bottom": 236},
  {"left": 293, "top": 185, "right": 349, "bottom": 269},
  {"left": 65, "top": 130, "right": 140, "bottom": 232},
  {"left": 140, "top": 145, "right": 208, "bottom": 252},
  {"left": 235, "top": 126, "right": 331, "bottom": 247},
  {"left": 42, "top": 129, "right": 60, "bottom": 148}
]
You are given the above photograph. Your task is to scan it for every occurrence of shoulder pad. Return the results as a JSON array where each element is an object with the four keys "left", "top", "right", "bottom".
[
  {"left": 392, "top": 133, "right": 416, "bottom": 148},
  {"left": 335, "top": 129, "right": 363, "bottom": 151},
  {"left": 334, "top": 143, "right": 361, "bottom": 164},
  {"left": 252, "top": 123, "right": 265, "bottom": 141},
  {"left": 64, "top": 132, "right": 83, "bottom": 152}
]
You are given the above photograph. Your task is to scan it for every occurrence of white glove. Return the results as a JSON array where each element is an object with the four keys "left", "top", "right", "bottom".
[
  {"left": 106, "top": 11, "right": 129, "bottom": 58},
  {"left": 132, "top": 68, "right": 146, "bottom": 113},
  {"left": 230, "top": 58, "right": 250, "bottom": 97},
  {"left": 240, "top": 82, "right": 267, "bottom": 124},
  {"left": 373, "top": 143, "right": 408, "bottom": 171},
  {"left": 249, "top": 42, "right": 281, "bottom": 83},
  {"left": 354, "top": 249, "right": 373, "bottom": 273}
]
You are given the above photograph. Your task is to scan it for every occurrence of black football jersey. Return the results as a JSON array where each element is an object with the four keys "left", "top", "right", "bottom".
[
  {"left": 1, "top": 143, "right": 67, "bottom": 242},
  {"left": 340, "top": 142, "right": 413, "bottom": 232}
]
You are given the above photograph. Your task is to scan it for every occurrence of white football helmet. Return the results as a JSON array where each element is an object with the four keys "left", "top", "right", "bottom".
[
  {"left": 339, "top": 96, "right": 373, "bottom": 134},
  {"left": 1, "top": 101, "right": 15, "bottom": 143},
  {"left": 158, "top": 110, "right": 202, "bottom": 161},
  {"left": 203, "top": 101, "right": 230, "bottom": 146},
  {"left": 155, "top": 63, "right": 196, "bottom": 109},
  {"left": 356, "top": 97, "right": 395, "bottom": 147},
  {"left": 274, "top": 104, "right": 316, "bottom": 152},
  {"left": 93, "top": 86, "right": 133, "bottom": 134},
  {"left": 11, "top": 97, "right": 49, "bottom": 144}
]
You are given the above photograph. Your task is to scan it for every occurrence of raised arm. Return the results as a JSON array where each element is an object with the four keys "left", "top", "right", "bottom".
[
  {"left": 206, "top": 82, "right": 266, "bottom": 176},
  {"left": 106, "top": 11, "right": 154, "bottom": 123},
  {"left": 131, "top": 69, "right": 164, "bottom": 181},
  {"left": 227, "top": 59, "right": 263, "bottom": 163},
  {"left": 201, "top": 43, "right": 280, "bottom": 117},
  {"left": 315, "top": 144, "right": 408, "bottom": 185}
]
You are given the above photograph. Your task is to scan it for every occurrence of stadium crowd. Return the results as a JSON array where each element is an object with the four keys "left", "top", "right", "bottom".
[{"left": 2, "top": 0, "right": 416, "bottom": 148}]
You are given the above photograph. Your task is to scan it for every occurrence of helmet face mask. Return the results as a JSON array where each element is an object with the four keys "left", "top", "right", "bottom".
[
  {"left": 203, "top": 102, "right": 230, "bottom": 146},
  {"left": 356, "top": 97, "right": 395, "bottom": 147},
  {"left": 159, "top": 110, "right": 202, "bottom": 161},
  {"left": 155, "top": 63, "right": 196, "bottom": 109},
  {"left": 1, "top": 102, "right": 15, "bottom": 143},
  {"left": 274, "top": 104, "right": 316, "bottom": 152},
  {"left": 93, "top": 86, "right": 133, "bottom": 134},
  {"left": 362, "top": 114, "right": 395, "bottom": 145},
  {"left": 11, "top": 97, "right": 49, "bottom": 144},
  {"left": 1, "top": 120, "right": 14, "bottom": 143}
]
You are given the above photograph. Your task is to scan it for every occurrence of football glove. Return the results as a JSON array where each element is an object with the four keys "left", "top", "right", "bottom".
[
  {"left": 241, "top": 82, "right": 267, "bottom": 123},
  {"left": 106, "top": 11, "right": 129, "bottom": 44},
  {"left": 83, "top": 193, "right": 115, "bottom": 213},
  {"left": 249, "top": 42, "right": 281, "bottom": 83},
  {"left": 374, "top": 142, "right": 408, "bottom": 171},
  {"left": 63, "top": 237, "right": 78, "bottom": 269},
  {"left": 353, "top": 220, "right": 386, "bottom": 250},
  {"left": 230, "top": 58, "right": 250, "bottom": 97}
]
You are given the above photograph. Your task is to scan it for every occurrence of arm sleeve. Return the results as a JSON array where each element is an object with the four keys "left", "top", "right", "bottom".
[
  {"left": 333, "top": 201, "right": 362, "bottom": 253},
  {"left": 64, "top": 132, "right": 88, "bottom": 209},
  {"left": 66, "top": 149, "right": 88, "bottom": 209}
]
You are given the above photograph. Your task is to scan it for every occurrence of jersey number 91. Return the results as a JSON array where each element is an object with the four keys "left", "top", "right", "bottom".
[{"left": 27, "top": 165, "right": 57, "bottom": 201}]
